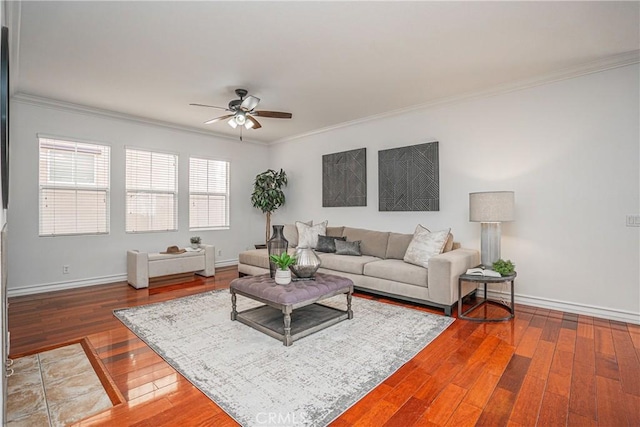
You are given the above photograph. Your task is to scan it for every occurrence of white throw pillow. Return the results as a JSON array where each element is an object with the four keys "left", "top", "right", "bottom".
[
  {"left": 296, "top": 220, "right": 328, "bottom": 249},
  {"left": 403, "top": 226, "right": 451, "bottom": 268},
  {"left": 283, "top": 221, "right": 312, "bottom": 247}
]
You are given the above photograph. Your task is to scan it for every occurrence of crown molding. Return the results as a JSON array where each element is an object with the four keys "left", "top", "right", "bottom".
[
  {"left": 273, "top": 50, "right": 640, "bottom": 145},
  {"left": 11, "top": 93, "right": 269, "bottom": 146},
  {"left": 5, "top": 0, "right": 21, "bottom": 97},
  {"left": 11, "top": 49, "right": 639, "bottom": 147}
]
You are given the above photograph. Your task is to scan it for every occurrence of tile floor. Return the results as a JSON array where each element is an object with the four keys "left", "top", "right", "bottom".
[{"left": 6, "top": 343, "right": 113, "bottom": 426}]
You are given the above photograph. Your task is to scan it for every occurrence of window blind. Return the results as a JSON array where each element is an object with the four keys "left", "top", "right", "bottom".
[
  {"left": 39, "top": 138, "right": 110, "bottom": 236},
  {"left": 126, "top": 148, "right": 178, "bottom": 233},
  {"left": 189, "top": 157, "right": 229, "bottom": 230}
]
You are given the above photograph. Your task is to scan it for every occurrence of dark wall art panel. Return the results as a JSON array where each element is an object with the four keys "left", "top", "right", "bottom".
[
  {"left": 322, "top": 148, "right": 367, "bottom": 207},
  {"left": 378, "top": 141, "right": 439, "bottom": 211}
]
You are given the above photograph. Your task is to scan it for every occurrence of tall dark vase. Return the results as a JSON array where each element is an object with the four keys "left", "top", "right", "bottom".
[{"left": 267, "top": 225, "right": 288, "bottom": 278}]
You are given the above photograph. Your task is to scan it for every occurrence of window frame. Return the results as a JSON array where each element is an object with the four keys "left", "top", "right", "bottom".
[
  {"left": 189, "top": 156, "right": 230, "bottom": 231},
  {"left": 125, "top": 147, "right": 179, "bottom": 234},
  {"left": 38, "top": 136, "right": 111, "bottom": 237}
]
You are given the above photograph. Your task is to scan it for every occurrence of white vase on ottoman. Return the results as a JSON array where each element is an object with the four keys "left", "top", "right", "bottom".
[{"left": 274, "top": 269, "right": 291, "bottom": 285}]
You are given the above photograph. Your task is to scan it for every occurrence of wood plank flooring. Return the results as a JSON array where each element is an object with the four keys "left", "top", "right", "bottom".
[{"left": 8, "top": 267, "right": 640, "bottom": 426}]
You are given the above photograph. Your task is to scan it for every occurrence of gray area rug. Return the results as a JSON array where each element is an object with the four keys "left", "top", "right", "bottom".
[{"left": 114, "top": 290, "right": 454, "bottom": 426}]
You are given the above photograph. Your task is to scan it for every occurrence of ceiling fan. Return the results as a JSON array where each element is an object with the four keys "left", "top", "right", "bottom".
[{"left": 190, "top": 89, "right": 292, "bottom": 141}]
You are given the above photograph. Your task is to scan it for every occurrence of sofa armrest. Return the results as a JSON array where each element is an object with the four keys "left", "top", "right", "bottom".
[{"left": 427, "top": 248, "right": 480, "bottom": 306}]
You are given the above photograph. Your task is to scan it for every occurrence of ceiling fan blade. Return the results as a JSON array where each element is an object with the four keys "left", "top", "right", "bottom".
[
  {"left": 240, "top": 95, "right": 260, "bottom": 111},
  {"left": 253, "top": 110, "right": 293, "bottom": 119},
  {"left": 246, "top": 115, "right": 262, "bottom": 130},
  {"left": 190, "top": 103, "right": 228, "bottom": 110},
  {"left": 204, "top": 114, "right": 234, "bottom": 125}
]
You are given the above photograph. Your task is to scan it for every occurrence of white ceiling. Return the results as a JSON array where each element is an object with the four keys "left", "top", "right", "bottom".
[{"left": 12, "top": 1, "right": 640, "bottom": 143}]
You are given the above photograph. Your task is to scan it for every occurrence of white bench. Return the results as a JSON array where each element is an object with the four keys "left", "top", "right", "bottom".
[{"left": 127, "top": 245, "right": 216, "bottom": 289}]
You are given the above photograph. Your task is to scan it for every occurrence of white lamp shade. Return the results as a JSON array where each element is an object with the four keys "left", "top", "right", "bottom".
[{"left": 469, "top": 191, "right": 515, "bottom": 222}]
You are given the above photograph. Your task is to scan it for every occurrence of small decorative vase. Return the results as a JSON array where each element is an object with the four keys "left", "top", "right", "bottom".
[
  {"left": 267, "top": 225, "right": 289, "bottom": 279},
  {"left": 290, "top": 247, "right": 321, "bottom": 279},
  {"left": 274, "top": 269, "right": 291, "bottom": 285}
]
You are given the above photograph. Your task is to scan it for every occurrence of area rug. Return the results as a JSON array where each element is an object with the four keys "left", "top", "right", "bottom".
[{"left": 114, "top": 290, "right": 454, "bottom": 426}]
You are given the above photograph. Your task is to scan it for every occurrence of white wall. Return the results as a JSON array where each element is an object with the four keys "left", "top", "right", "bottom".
[
  {"left": 8, "top": 100, "right": 269, "bottom": 293},
  {"left": 270, "top": 65, "right": 640, "bottom": 321}
]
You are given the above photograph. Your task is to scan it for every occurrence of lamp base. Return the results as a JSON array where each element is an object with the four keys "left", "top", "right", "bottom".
[{"left": 480, "top": 222, "right": 501, "bottom": 268}]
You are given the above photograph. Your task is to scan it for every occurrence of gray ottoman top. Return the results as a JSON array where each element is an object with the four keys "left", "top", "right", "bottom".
[{"left": 230, "top": 273, "right": 353, "bottom": 305}]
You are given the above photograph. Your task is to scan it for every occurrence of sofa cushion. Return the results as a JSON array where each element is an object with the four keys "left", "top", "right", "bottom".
[
  {"left": 297, "top": 220, "right": 327, "bottom": 248},
  {"left": 363, "top": 259, "right": 428, "bottom": 288},
  {"left": 404, "top": 226, "right": 451, "bottom": 268},
  {"left": 342, "top": 227, "right": 390, "bottom": 259},
  {"left": 283, "top": 221, "right": 311, "bottom": 247},
  {"left": 316, "top": 253, "right": 380, "bottom": 275},
  {"left": 326, "top": 226, "right": 344, "bottom": 238},
  {"left": 335, "top": 240, "right": 362, "bottom": 256},
  {"left": 315, "top": 235, "right": 347, "bottom": 253},
  {"left": 385, "top": 232, "right": 413, "bottom": 259}
]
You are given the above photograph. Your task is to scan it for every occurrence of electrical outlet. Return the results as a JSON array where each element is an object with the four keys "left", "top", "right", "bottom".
[
  {"left": 626, "top": 215, "right": 640, "bottom": 227},
  {"left": 62, "top": 265, "right": 70, "bottom": 274}
]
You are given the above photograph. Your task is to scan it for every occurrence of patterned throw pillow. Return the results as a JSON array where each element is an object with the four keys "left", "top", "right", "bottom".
[
  {"left": 315, "top": 235, "right": 347, "bottom": 253},
  {"left": 403, "top": 226, "right": 451, "bottom": 268},
  {"left": 335, "top": 240, "right": 362, "bottom": 256},
  {"left": 283, "top": 221, "right": 312, "bottom": 247},
  {"left": 296, "top": 220, "right": 328, "bottom": 249}
]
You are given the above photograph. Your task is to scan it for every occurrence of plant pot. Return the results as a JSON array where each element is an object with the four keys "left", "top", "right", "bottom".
[
  {"left": 274, "top": 269, "right": 291, "bottom": 285},
  {"left": 191, "top": 243, "right": 200, "bottom": 249}
]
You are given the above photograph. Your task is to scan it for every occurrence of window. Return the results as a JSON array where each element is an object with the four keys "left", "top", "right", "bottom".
[
  {"left": 189, "top": 157, "right": 229, "bottom": 230},
  {"left": 126, "top": 148, "right": 177, "bottom": 233},
  {"left": 39, "top": 137, "right": 110, "bottom": 236}
]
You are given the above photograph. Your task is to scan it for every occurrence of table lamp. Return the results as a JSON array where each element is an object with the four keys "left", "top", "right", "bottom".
[{"left": 469, "top": 191, "right": 515, "bottom": 267}]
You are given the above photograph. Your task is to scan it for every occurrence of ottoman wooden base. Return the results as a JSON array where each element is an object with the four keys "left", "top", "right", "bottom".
[{"left": 235, "top": 303, "right": 349, "bottom": 346}]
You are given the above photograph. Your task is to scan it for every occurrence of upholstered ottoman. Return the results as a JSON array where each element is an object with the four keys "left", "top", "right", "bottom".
[{"left": 230, "top": 273, "right": 354, "bottom": 346}]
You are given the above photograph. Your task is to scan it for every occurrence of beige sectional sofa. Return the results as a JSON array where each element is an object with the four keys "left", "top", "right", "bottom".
[{"left": 237, "top": 225, "right": 480, "bottom": 316}]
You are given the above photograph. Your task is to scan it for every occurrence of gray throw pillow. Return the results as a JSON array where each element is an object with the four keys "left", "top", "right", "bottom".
[
  {"left": 335, "top": 240, "right": 362, "bottom": 256},
  {"left": 316, "top": 235, "right": 347, "bottom": 253},
  {"left": 315, "top": 235, "right": 347, "bottom": 253}
]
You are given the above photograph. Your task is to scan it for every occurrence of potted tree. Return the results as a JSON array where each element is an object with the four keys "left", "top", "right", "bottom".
[
  {"left": 251, "top": 169, "right": 288, "bottom": 246},
  {"left": 269, "top": 252, "right": 296, "bottom": 285}
]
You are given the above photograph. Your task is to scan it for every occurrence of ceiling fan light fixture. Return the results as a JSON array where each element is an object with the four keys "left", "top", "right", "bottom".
[
  {"left": 234, "top": 112, "right": 247, "bottom": 125},
  {"left": 227, "top": 117, "right": 238, "bottom": 129},
  {"left": 244, "top": 120, "right": 254, "bottom": 130}
]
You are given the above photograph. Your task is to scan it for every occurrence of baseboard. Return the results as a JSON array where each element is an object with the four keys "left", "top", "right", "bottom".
[
  {"left": 484, "top": 289, "right": 640, "bottom": 325},
  {"left": 8, "top": 259, "right": 239, "bottom": 297},
  {"left": 8, "top": 273, "right": 128, "bottom": 297},
  {"left": 215, "top": 258, "right": 238, "bottom": 268}
]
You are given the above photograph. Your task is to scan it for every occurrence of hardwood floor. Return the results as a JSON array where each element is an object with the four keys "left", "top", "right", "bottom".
[{"left": 8, "top": 267, "right": 640, "bottom": 426}]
